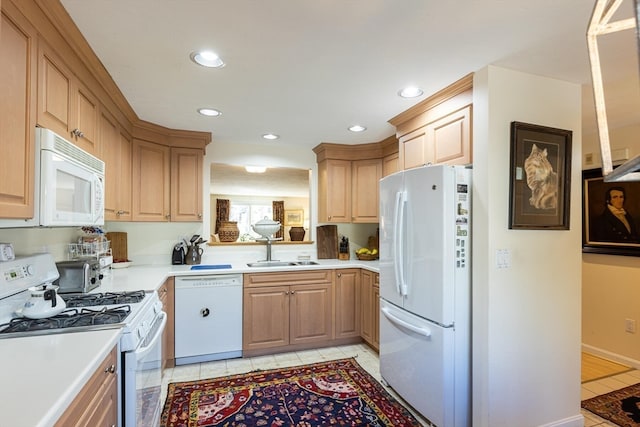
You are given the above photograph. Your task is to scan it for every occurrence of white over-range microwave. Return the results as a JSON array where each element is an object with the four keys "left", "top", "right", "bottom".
[{"left": 1, "top": 127, "right": 105, "bottom": 227}]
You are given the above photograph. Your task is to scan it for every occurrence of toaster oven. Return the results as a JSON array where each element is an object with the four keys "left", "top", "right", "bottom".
[{"left": 54, "top": 260, "right": 103, "bottom": 294}]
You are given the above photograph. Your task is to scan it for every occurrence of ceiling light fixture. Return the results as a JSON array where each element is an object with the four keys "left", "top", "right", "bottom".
[
  {"left": 398, "top": 86, "right": 424, "bottom": 98},
  {"left": 262, "top": 133, "right": 279, "bottom": 140},
  {"left": 245, "top": 165, "right": 267, "bottom": 173},
  {"left": 197, "top": 108, "right": 222, "bottom": 117},
  {"left": 348, "top": 125, "right": 366, "bottom": 132},
  {"left": 587, "top": 0, "right": 640, "bottom": 182},
  {"left": 190, "top": 50, "right": 225, "bottom": 68}
]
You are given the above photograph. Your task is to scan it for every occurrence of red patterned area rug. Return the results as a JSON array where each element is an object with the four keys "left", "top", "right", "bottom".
[
  {"left": 160, "top": 357, "right": 422, "bottom": 427},
  {"left": 582, "top": 383, "right": 640, "bottom": 426}
]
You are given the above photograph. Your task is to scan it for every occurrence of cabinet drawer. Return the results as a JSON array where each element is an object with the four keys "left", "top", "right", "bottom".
[{"left": 244, "top": 270, "right": 332, "bottom": 287}]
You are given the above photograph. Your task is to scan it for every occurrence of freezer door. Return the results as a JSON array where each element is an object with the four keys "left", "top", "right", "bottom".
[
  {"left": 379, "top": 171, "right": 405, "bottom": 307},
  {"left": 402, "top": 165, "right": 457, "bottom": 324},
  {"left": 379, "top": 299, "right": 467, "bottom": 427}
]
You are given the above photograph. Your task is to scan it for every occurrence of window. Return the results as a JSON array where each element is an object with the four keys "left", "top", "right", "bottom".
[{"left": 230, "top": 204, "right": 272, "bottom": 240}]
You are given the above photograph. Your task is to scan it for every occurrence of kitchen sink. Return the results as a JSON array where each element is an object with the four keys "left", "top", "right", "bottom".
[
  {"left": 246, "top": 261, "right": 320, "bottom": 267},
  {"left": 294, "top": 260, "right": 319, "bottom": 265},
  {"left": 247, "top": 261, "right": 297, "bottom": 267}
]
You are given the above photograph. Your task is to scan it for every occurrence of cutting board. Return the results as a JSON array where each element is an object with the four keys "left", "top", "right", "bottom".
[
  {"left": 106, "top": 232, "right": 128, "bottom": 262},
  {"left": 316, "top": 225, "right": 338, "bottom": 259}
]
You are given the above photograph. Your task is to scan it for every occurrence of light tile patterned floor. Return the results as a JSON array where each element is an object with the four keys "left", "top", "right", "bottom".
[
  {"left": 162, "top": 345, "right": 640, "bottom": 427},
  {"left": 161, "top": 343, "right": 431, "bottom": 426},
  {"left": 582, "top": 369, "right": 640, "bottom": 426}
]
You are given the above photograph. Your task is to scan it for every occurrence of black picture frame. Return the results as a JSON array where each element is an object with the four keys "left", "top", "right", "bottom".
[
  {"left": 582, "top": 168, "right": 640, "bottom": 256},
  {"left": 508, "top": 121, "right": 572, "bottom": 230}
]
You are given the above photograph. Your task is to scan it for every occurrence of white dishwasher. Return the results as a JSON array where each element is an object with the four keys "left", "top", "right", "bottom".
[{"left": 175, "top": 274, "right": 243, "bottom": 365}]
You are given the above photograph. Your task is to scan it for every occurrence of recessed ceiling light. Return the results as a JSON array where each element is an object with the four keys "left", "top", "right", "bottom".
[
  {"left": 348, "top": 125, "right": 367, "bottom": 132},
  {"left": 245, "top": 165, "right": 267, "bottom": 173},
  {"left": 190, "top": 50, "right": 225, "bottom": 68},
  {"left": 262, "top": 133, "right": 279, "bottom": 140},
  {"left": 398, "top": 86, "right": 424, "bottom": 98},
  {"left": 197, "top": 108, "right": 222, "bottom": 117}
]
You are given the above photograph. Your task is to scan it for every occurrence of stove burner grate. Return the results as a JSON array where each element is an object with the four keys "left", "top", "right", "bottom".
[
  {"left": 63, "top": 290, "right": 146, "bottom": 307},
  {"left": 0, "top": 305, "right": 132, "bottom": 333}
]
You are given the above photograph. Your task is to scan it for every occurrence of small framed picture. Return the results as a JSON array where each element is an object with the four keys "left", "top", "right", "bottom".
[
  {"left": 508, "top": 121, "right": 572, "bottom": 230},
  {"left": 284, "top": 209, "right": 304, "bottom": 227},
  {"left": 582, "top": 168, "right": 640, "bottom": 256}
]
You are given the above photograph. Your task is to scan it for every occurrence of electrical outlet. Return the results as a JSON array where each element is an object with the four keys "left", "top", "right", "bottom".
[
  {"left": 625, "top": 318, "right": 637, "bottom": 333},
  {"left": 585, "top": 153, "right": 594, "bottom": 165}
]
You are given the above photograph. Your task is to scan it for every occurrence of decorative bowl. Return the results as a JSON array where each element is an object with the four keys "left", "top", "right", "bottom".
[{"left": 252, "top": 217, "right": 281, "bottom": 239}]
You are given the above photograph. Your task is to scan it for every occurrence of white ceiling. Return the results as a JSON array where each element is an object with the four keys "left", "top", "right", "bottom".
[{"left": 60, "top": 0, "right": 640, "bottom": 149}]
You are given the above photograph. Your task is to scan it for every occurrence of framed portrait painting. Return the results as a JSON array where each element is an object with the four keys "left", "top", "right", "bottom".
[
  {"left": 582, "top": 168, "right": 640, "bottom": 256},
  {"left": 508, "top": 122, "right": 572, "bottom": 230}
]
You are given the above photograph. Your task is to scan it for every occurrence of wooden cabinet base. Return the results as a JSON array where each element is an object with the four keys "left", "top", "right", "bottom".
[
  {"left": 54, "top": 346, "right": 118, "bottom": 427},
  {"left": 242, "top": 336, "right": 362, "bottom": 359}
]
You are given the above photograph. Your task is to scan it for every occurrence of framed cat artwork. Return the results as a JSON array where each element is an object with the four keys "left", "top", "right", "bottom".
[
  {"left": 582, "top": 168, "right": 640, "bottom": 256},
  {"left": 508, "top": 121, "right": 572, "bottom": 230}
]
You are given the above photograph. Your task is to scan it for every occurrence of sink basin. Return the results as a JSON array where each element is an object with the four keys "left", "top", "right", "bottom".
[
  {"left": 247, "top": 261, "right": 297, "bottom": 267},
  {"left": 246, "top": 261, "right": 320, "bottom": 267}
]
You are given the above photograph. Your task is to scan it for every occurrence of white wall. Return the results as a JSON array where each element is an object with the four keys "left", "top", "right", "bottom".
[
  {"left": 472, "top": 66, "right": 583, "bottom": 427},
  {"left": 581, "top": 123, "right": 640, "bottom": 366}
]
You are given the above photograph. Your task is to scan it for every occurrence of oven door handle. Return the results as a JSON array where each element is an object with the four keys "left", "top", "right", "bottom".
[{"left": 133, "top": 311, "right": 166, "bottom": 359}]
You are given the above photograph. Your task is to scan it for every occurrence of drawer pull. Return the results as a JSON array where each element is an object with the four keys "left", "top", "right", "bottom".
[{"left": 104, "top": 364, "right": 116, "bottom": 374}]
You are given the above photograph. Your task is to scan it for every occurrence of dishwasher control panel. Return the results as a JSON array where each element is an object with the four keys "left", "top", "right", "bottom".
[{"left": 175, "top": 274, "right": 242, "bottom": 288}]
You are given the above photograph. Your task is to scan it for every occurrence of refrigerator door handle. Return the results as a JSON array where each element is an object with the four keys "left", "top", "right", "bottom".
[
  {"left": 393, "top": 191, "right": 407, "bottom": 296},
  {"left": 393, "top": 191, "right": 402, "bottom": 295},
  {"left": 381, "top": 306, "right": 431, "bottom": 338}
]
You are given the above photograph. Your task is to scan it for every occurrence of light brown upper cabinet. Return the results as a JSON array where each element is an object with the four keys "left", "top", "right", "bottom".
[
  {"left": 0, "top": 2, "right": 37, "bottom": 220},
  {"left": 314, "top": 140, "right": 390, "bottom": 224},
  {"left": 100, "top": 109, "right": 132, "bottom": 221},
  {"left": 390, "top": 73, "right": 473, "bottom": 170},
  {"left": 131, "top": 136, "right": 206, "bottom": 222},
  {"left": 170, "top": 147, "right": 203, "bottom": 222},
  {"left": 351, "top": 159, "right": 382, "bottom": 223},
  {"left": 37, "top": 40, "right": 99, "bottom": 155},
  {"left": 317, "top": 159, "right": 352, "bottom": 223},
  {"left": 132, "top": 139, "right": 171, "bottom": 221}
]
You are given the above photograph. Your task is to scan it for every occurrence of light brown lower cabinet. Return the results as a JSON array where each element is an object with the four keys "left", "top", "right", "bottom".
[
  {"left": 159, "top": 277, "right": 175, "bottom": 369},
  {"left": 243, "top": 271, "right": 333, "bottom": 356},
  {"left": 361, "top": 270, "right": 380, "bottom": 351},
  {"left": 334, "top": 269, "right": 361, "bottom": 339},
  {"left": 54, "top": 346, "right": 118, "bottom": 427}
]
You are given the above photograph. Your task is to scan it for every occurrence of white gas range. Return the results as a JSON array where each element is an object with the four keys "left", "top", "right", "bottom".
[{"left": 0, "top": 253, "right": 166, "bottom": 427}]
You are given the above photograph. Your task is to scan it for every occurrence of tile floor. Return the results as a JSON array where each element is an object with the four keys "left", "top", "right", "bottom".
[
  {"left": 161, "top": 345, "right": 640, "bottom": 427},
  {"left": 161, "top": 343, "right": 432, "bottom": 426},
  {"left": 582, "top": 368, "right": 640, "bottom": 426}
]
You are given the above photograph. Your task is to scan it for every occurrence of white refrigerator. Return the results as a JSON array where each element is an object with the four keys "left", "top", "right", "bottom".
[{"left": 379, "top": 164, "right": 471, "bottom": 427}]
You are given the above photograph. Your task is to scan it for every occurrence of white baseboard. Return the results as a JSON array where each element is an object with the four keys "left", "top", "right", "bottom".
[
  {"left": 538, "top": 414, "right": 584, "bottom": 427},
  {"left": 582, "top": 343, "right": 640, "bottom": 369}
]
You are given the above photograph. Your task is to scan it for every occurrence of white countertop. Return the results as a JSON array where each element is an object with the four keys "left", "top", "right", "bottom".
[
  {"left": 0, "top": 328, "right": 121, "bottom": 427},
  {"left": 99, "top": 258, "right": 379, "bottom": 293},
  {"left": 2, "top": 258, "right": 378, "bottom": 426}
]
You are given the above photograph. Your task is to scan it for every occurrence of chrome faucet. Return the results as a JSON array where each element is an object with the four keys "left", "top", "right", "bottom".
[{"left": 263, "top": 238, "right": 277, "bottom": 262}]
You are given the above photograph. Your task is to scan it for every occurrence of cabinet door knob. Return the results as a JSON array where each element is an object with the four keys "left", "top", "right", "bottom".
[
  {"left": 337, "top": 273, "right": 342, "bottom": 277},
  {"left": 104, "top": 364, "right": 115, "bottom": 374}
]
